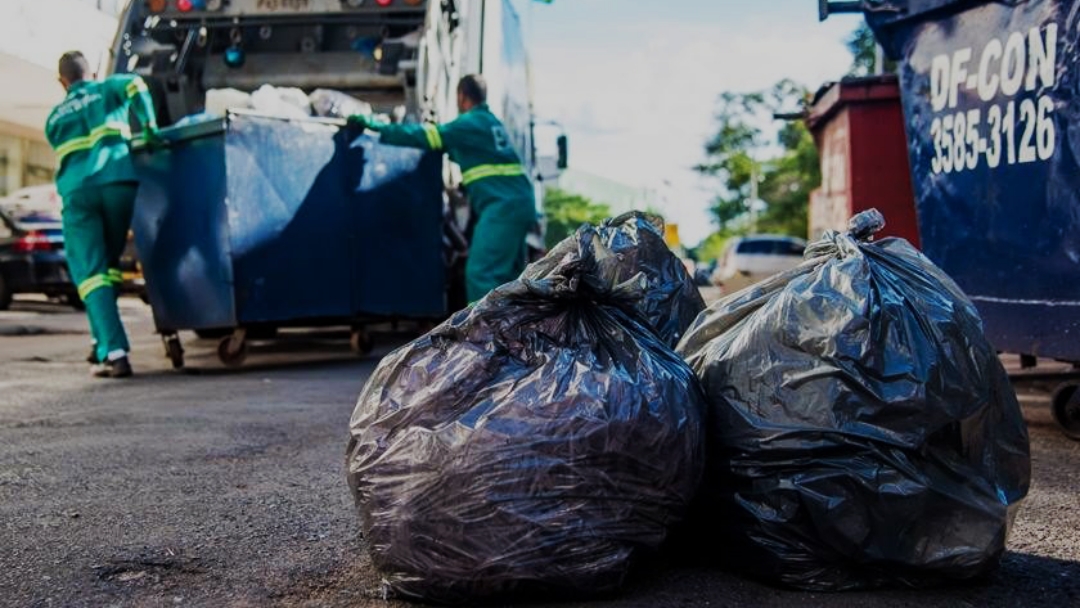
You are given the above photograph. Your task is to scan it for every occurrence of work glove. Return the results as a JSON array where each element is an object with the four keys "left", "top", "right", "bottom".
[
  {"left": 141, "top": 128, "right": 166, "bottom": 150},
  {"left": 347, "top": 113, "right": 370, "bottom": 132}
]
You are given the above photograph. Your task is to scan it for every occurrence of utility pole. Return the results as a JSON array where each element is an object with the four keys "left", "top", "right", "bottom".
[{"left": 748, "top": 164, "right": 759, "bottom": 233}]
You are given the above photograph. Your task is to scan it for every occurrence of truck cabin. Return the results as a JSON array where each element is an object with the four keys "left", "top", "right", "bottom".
[{"left": 111, "top": 0, "right": 441, "bottom": 127}]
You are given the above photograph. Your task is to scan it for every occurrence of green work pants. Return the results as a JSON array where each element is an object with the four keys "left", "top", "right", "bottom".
[
  {"left": 61, "top": 182, "right": 137, "bottom": 362},
  {"left": 466, "top": 197, "right": 535, "bottom": 304}
]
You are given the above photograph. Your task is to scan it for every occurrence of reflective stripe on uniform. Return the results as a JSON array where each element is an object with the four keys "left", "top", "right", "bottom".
[
  {"left": 461, "top": 163, "right": 525, "bottom": 185},
  {"left": 107, "top": 268, "right": 124, "bottom": 285},
  {"left": 126, "top": 79, "right": 148, "bottom": 98},
  {"left": 54, "top": 121, "right": 132, "bottom": 165},
  {"left": 422, "top": 124, "right": 443, "bottom": 150},
  {"left": 78, "top": 274, "right": 112, "bottom": 300}
]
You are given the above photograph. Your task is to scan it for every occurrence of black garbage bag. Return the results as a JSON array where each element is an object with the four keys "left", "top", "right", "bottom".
[
  {"left": 345, "top": 216, "right": 706, "bottom": 604},
  {"left": 677, "top": 209, "right": 1031, "bottom": 591},
  {"left": 527, "top": 212, "right": 706, "bottom": 347}
]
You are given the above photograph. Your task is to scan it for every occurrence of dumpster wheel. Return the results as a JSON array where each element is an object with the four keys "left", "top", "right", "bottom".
[
  {"left": 1051, "top": 383, "right": 1080, "bottom": 441},
  {"left": 218, "top": 329, "right": 249, "bottom": 368},
  {"left": 162, "top": 333, "right": 185, "bottom": 369},
  {"left": 350, "top": 329, "right": 373, "bottom": 357}
]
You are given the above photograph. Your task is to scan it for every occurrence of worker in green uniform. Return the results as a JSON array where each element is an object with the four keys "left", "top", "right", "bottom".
[
  {"left": 348, "top": 74, "right": 536, "bottom": 304},
  {"left": 45, "top": 51, "right": 160, "bottom": 378}
]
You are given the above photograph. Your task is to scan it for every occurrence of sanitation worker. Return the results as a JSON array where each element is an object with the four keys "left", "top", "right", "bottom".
[
  {"left": 348, "top": 74, "right": 536, "bottom": 304},
  {"left": 45, "top": 51, "right": 160, "bottom": 378}
]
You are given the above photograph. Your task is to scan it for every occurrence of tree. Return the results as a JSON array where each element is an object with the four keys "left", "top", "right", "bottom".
[
  {"left": 692, "top": 231, "right": 733, "bottom": 263},
  {"left": 695, "top": 79, "right": 818, "bottom": 238},
  {"left": 695, "top": 91, "right": 765, "bottom": 230},
  {"left": 847, "top": 23, "right": 897, "bottom": 76},
  {"left": 754, "top": 119, "right": 818, "bottom": 237},
  {"left": 543, "top": 188, "right": 611, "bottom": 249},
  {"left": 692, "top": 22, "right": 888, "bottom": 253}
]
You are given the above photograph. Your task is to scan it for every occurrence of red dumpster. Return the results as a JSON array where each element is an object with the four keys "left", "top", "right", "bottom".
[{"left": 807, "top": 74, "right": 920, "bottom": 247}]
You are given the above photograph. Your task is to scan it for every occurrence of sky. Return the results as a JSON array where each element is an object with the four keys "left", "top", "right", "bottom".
[{"left": 524, "top": 1, "right": 864, "bottom": 245}]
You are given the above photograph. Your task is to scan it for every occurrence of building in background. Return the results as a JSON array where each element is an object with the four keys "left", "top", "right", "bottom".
[
  {"left": 0, "top": 0, "right": 122, "bottom": 195},
  {"left": 555, "top": 168, "right": 660, "bottom": 216}
]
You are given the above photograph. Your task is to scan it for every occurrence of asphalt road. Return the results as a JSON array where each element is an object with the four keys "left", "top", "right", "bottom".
[{"left": 1, "top": 296, "right": 1078, "bottom": 608}]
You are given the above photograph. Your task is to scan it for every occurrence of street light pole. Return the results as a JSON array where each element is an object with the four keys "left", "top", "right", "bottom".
[{"left": 749, "top": 164, "right": 759, "bottom": 232}]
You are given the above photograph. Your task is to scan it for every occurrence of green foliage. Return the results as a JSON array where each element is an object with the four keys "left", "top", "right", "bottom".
[
  {"left": 755, "top": 121, "right": 818, "bottom": 237},
  {"left": 693, "top": 231, "right": 733, "bottom": 263},
  {"left": 695, "top": 78, "right": 819, "bottom": 240},
  {"left": 543, "top": 188, "right": 612, "bottom": 249},
  {"left": 847, "top": 23, "right": 897, "bottom": 76},
  {"left": 693, "top": 23, "right": 884, "bottom": 251}
]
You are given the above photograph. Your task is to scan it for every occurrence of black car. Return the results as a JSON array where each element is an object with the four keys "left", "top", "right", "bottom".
[{"left": 0, "top": 205, "right": 79, "bottom": 310}]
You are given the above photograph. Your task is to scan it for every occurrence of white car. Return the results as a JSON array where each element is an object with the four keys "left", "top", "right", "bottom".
[
  {"left": 0, "top": 184, "right": 61, "bottom": 217},
  {"left": 710, "top": 235, "right": 807, "bottom": 293}
]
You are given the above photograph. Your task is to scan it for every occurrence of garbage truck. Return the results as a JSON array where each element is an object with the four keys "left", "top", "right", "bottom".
[
  {"left": 108, "top": 0, "right": 565, "bottom": 368},
  {"left": 819, "top": 0, "right": 1080, "bottom": 439}
]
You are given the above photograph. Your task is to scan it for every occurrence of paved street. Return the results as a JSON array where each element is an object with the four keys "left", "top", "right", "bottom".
[{"left": 1, "top": 296, "right": 1079, "bottom": 607}]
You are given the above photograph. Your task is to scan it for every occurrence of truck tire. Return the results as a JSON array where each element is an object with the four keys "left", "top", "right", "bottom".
[
  {"left": 195, "top": 328, "right": 232, "bottom": 340},
  {"left": 1052, "top": 383, "right": 1080, "bottom": 441}
]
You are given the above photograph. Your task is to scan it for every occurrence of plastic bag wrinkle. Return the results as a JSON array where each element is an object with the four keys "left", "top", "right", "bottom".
[
  {"left": 346, "top": 212, "right": 707, "bottom": 603},
  {"left": 677, "top": 209, "right": 1031, "bottom": 591}
]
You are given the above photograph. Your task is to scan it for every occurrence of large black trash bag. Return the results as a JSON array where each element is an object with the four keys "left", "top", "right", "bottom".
[
  {"left": 345, "top": 220, "right": 706, "bottom": 604},
  {"left": 677, "top": 209, "right": 1031, "bottom": 591},
  {"left": 529, "top": 212, "right": 706, "bottom": 347}
]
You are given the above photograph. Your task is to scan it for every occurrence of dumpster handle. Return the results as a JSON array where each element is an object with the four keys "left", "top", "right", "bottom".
[
  {"left": 226, "top": 108, "right": 347, "bottom": 128},
  {"left": 819, "top": 0, "right": 905, "bottom": 21}
]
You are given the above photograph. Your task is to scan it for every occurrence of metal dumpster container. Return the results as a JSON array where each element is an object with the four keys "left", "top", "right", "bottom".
[
  {"left": 859, "top": 0, "right": 1080, "bottom": 437},
  {"left": 860, "top": 0, "right": 1080, "bottom": 358},
  {"left": 132, "top": 111, "right": 446, "bottom": 367},
  {"left": 807, "top": 74, "right": 921, "bottom": 246}
]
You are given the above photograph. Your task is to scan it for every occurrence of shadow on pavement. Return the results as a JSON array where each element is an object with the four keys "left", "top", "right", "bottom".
[
  {"left": 153, "top": 329, "right": 415, "bottom": 376},
  {"left": 0, "top": 299, "right": 87, "bottom": 336},
  {"left": 587, "top": 551, "right": 1080, "bottom": 608},
  {"left": 7, "top": 297, "right": 82, "bottom": 315},
  {"left": 277, "top": 549, "right": 1080, "bottom": 608}
]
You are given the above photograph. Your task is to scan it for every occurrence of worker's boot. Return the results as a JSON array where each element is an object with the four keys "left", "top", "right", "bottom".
[{"left": 91, "top": 355, "right": 133, "bottom": 379}]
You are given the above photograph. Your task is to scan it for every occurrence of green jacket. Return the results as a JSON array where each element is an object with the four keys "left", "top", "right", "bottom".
[
  {"left": 368, "top": 104, "right": 535, "bottom": 215},
  {"left": 45, "top": 75, "right": 158, "bottom": 198}
]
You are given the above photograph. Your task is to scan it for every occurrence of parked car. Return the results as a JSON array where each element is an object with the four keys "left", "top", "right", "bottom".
[
  {"left": 0, "top": 184, "right": 61, "bottom": 216},
  {"left": 0, "top": 184, "right": 150, "bottom": 305},
  {"left": 0, "top": 202, "right": 78, "bottom": 310},
  {"left": 710, "top": 235, "right": 807, "bottom": 293}
]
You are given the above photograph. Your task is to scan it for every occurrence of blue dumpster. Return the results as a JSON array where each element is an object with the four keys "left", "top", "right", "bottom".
[
  {"left": 862, "top": 1, "right": 1080, "bottom": 360},
  {"left": 131, "top": 111, "right": 446, "bottom": 367},
  {"left": 860, "top": 0, "right": 1080, "bottom": 437}
]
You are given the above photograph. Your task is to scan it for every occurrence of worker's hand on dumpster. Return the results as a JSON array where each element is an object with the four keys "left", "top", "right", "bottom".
[
  {"left": 347, "top": 114, "right": 370, "bottom": 132},
  {"left": 142, "top": 128, "right": 166, "bottom": 150}
]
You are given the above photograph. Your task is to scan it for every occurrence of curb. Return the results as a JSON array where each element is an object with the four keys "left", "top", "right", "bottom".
[{"left": 0, "top": 326, "right": 49, "bottom": 336}]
